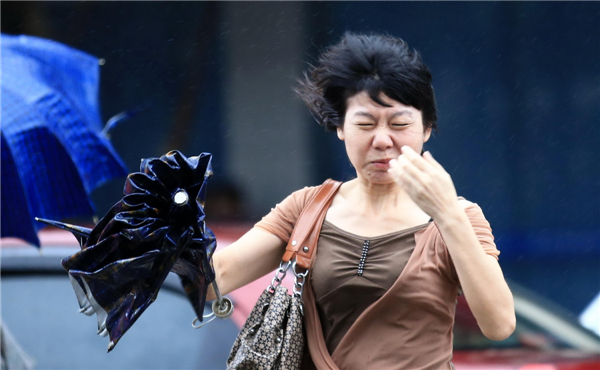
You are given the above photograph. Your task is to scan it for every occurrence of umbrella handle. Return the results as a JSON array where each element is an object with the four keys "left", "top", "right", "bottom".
[
  {"left": 191, "top": 280, "right": 234, "bottom": 329},
  {"left": 191, "top": 313, "right": 216, "bottom": 329},
  {"left": 209, "top": 259, "right": 234, "bottom": 319}
]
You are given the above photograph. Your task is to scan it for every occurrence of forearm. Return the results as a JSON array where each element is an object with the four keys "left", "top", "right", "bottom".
[
  {"left": 435, "top": 206, "right": 515, "bottom": 340},
  {"left": 206, "top": 228, "right": 286, "bottom": 301}
]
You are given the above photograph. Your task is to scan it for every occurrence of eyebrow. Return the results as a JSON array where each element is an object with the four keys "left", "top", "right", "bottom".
[{"left": 353, "top": 110, "right": 413, "bottom": 119}]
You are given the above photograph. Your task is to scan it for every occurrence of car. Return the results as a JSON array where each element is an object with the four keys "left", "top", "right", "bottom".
[
  {"left": 452, "top": 284, "right": 600, "bottom": 370},
  {"left": 2, "top": 226, "right": 599, "bottom": 369}
]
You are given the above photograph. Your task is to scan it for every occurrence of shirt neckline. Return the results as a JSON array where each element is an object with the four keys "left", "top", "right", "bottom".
[{"left": 322, "top": 219, "right": 433, "bottom": 241}]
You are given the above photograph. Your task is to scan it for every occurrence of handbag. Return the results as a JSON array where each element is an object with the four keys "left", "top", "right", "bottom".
[{"left": 226, "top": 179, "right": 342, "bottom": 370}]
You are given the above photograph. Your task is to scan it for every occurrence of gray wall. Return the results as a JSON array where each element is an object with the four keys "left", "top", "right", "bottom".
[{"left": 221, "top": 2, "right": 312, "bottom": 218}]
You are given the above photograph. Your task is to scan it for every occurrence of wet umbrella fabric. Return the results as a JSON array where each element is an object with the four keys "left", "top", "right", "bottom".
[
  {"left": 0, "top": 34, "right": 128, "bottom": 246},
  {"left": 56, "top": 151, "right": 216, "bottom": 352}
]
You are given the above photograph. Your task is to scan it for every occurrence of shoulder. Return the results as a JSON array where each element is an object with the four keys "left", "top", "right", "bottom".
[
  {"left": 456, "top": 196, "right": 489, "bottom": 220},
  {"left": 454, "top": 197, "right": 494, "bottom": 235},
  {"left": 457, "top": 197, "right": 474, "bottom": 209},
  {"left": 254, "top": 185, "right": 321, "bottom": 241},
  {"left": 267, "top": 185, "right": 321, "bottom": 220},
  {"left": 434, "top": 197, "right": 498, "bottom": 258},
  {"left": 285, "top": 185, "right": 321, "bottom": 208}
]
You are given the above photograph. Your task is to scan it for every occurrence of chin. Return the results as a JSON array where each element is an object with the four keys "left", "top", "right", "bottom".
[{"left": 364, "top": 172, "right": 395, "bottom": 185}]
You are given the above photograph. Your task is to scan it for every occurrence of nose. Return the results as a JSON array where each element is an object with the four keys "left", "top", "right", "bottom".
[{"left": 372, "top": 127, "right": 393, "bottom": 150}]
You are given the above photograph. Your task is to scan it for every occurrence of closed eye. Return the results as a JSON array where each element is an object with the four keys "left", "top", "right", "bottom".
[{"left": 355, "top": 122, "right": 375, "bottom": 127}]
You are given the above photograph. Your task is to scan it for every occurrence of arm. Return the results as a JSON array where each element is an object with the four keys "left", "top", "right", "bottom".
[
  {"left": 389, "top": 146, "right": 516, "bottom": 341},
  {"left": 207, "top": 186, "right": 317, "bottom": 300},
  {"left": 434, "top": 201, "right": 515, "bottom": 340},
  {"left": 207, "top": 227, "right": 286, "bottom": 301}
]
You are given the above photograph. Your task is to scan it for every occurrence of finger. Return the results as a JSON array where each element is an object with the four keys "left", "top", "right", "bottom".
[
  {"left": 388, "top": 159, "right": 403, "bottom": 183},
  {"left": 423, "top": 151, "right": 446, "bottom": 172},
  {"left": 388, "top": 157, "right": 412, "bottom": 180},
  {"left": 394, "top": 165, "right": 422, "bottom": 198},
  {"left": 396, "top": 155, "right": 427, "bottom": 183},
  {"left": 390, "top": 155, "right": 430, "bottom": 189},
  {"left": 401, "top": 146, "right": 434, "bottom": 172},
  {"left": 388, "top": 159, "right": 401, "bottom": 181}
]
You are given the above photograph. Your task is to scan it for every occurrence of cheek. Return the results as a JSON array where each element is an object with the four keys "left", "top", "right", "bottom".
[
  {"left": 343, "top": 136, "right": 368, "bottom": 163},
  {"left": 344, "top": 140, "right": 360, "bottom": 158},
  {"left": 395, "top": 128, "right": 426, "bottom": 145},
  {"left": 405, "top": 126, "right": 426, "bottom": 136}
]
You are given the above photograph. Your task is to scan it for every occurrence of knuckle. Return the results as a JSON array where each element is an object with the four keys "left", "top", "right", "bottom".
[{"left": 422, "top": 175, "right": 433, "bottom": 186}]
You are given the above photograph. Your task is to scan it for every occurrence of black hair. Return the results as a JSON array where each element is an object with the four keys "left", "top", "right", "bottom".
[{"left": 296, "top": 32, "right": 437, "bottom": 132}]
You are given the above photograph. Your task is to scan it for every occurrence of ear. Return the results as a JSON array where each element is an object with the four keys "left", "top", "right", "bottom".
[
  {"left": 337, "top": 126, "right": 345, "bottom": 141},
  {"left": 423, "top": 127, "right": 432, "bottom": 143}
]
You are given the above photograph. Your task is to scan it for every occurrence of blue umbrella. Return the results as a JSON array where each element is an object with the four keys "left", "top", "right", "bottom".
[{"left": 1, "top": 34, "right": 128, "bottom": 247}]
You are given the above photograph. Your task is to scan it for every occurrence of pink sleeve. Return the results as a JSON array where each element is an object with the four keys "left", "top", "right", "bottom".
[
  {"left": 253, "top": 186, "right": 320, "bottom": 243},
  {"left": 441, "top": 202, "right": 500, "bottom": 286},
  {"left": 463, "top": 203, "right": 500, "bottom": 260}
]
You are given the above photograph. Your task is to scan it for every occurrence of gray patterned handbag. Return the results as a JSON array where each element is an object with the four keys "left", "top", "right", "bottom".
[{"left": 226, "top": 179, "right": 342, "bottom": 370}]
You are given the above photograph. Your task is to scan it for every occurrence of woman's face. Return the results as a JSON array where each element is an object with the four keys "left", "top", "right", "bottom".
[{"left": 338, "top": 91, "right": 431, "bottom": 185}]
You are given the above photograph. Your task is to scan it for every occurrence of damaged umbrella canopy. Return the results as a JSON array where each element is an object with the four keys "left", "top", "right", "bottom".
[{"left": 37, "top": 151, "right": 231, "bottom": 352}]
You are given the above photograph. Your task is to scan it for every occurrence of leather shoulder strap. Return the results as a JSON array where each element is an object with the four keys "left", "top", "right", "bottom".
[{"left": 281, "top": 179, "right": 341, "bottom": 269}]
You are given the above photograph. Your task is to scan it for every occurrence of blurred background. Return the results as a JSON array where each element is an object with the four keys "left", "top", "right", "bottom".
[{"left": 1, "top": 1, "right": 599, "bottom": 369}]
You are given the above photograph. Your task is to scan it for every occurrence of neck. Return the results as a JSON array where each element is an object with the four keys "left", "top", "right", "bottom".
[{"left": 345, "top": 178, "right": 412, "bottom": 216}]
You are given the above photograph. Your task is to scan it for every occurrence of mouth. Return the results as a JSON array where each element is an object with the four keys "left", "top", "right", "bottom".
[{"left": 371, "top": 159, "right": 392, "bottom": 168}]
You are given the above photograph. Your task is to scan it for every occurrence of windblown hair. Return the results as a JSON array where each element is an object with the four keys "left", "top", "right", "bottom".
[{"left": 296, "top": 32, "right": 437, "bottom": 132}]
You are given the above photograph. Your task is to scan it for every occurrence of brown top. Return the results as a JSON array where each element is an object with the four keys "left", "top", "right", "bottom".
[
  {"left": 312, "top": 220, "right": 430, "bottom": 353},
  {"left": 255, "top": 185, "right": 500, "bottom": 370}
]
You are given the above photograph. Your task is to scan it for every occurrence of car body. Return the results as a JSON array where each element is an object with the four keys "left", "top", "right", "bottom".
[{"left": 452, "top": 287, "right": 600, "bottom": 370}]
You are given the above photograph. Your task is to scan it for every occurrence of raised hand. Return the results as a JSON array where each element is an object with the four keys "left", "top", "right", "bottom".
[{"left": 388, "top": 146, "right": 460, "bottom": 220}]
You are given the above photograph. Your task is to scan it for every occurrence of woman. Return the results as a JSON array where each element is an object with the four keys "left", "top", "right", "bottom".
[{"left": 209, "top": 32, "right": 515, "bottom": 369}]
